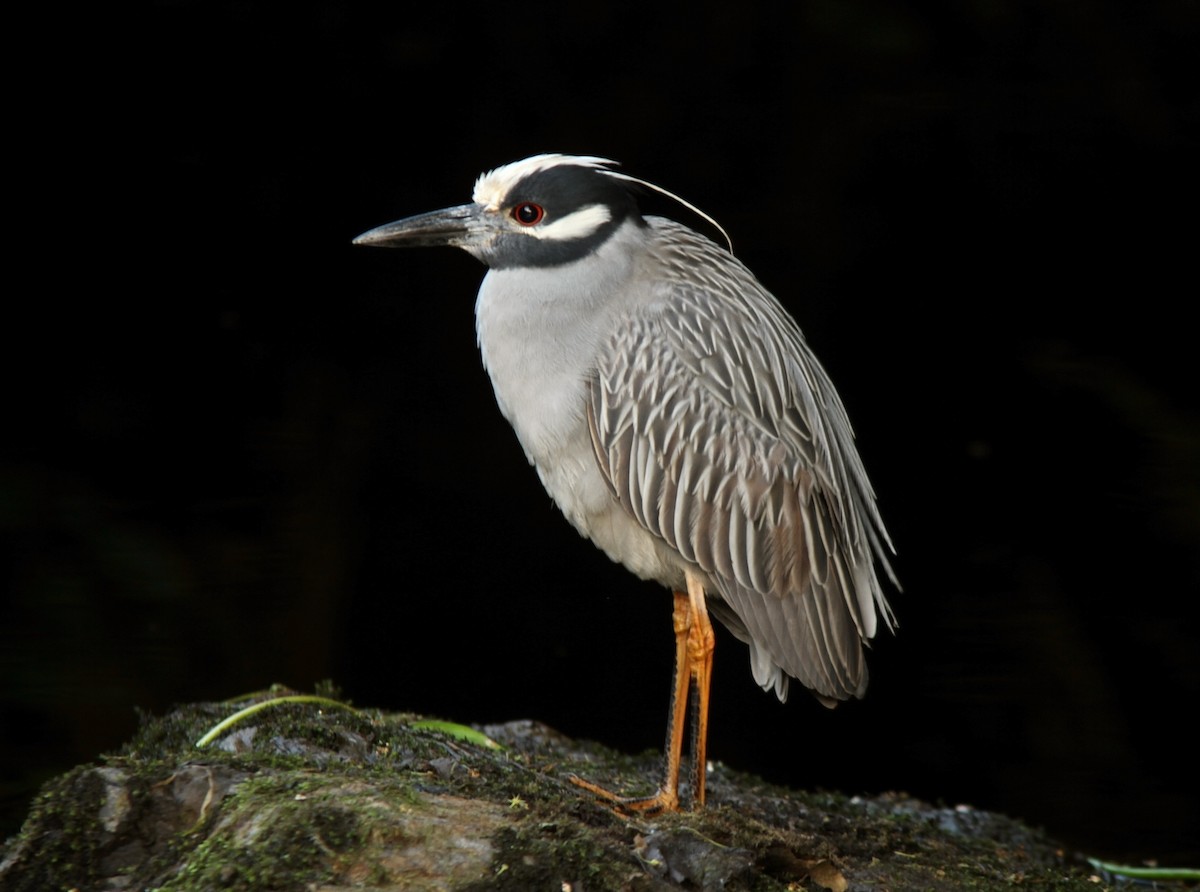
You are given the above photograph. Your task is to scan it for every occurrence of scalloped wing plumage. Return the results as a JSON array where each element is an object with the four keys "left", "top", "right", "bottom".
[{"left": 587, "top": 218, "right": 895, "bottom": 703}]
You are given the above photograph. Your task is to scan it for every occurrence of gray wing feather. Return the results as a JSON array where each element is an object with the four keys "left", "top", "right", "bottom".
[{"left": 587, "top": 219, "right": 895, "bottom": 703}]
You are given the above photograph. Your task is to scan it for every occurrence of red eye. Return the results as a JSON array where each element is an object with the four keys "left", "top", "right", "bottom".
[{"left": 512, "top": 202, "right": 545, "bottom": 226}]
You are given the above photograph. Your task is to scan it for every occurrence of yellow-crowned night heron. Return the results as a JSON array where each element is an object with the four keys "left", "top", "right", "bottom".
[{"left": 354, "top": 154, "right": 897, "bottom": 813}]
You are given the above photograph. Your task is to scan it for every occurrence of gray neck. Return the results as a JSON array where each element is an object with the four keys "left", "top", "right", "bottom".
[{"left": 473, "top": 217, "right": 648, "bottom": 464}]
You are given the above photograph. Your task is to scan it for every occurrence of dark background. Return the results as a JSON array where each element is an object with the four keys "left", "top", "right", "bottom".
[{"left": 5, "top": 0, "right": 1197, "bottom": 867}]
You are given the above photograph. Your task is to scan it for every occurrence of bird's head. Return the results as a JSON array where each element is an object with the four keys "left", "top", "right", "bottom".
[{"left": 353, "top": 153, "right": 729, "bottom": 269}]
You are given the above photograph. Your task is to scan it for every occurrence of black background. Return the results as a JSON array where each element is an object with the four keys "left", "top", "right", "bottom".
[{"left": 4, "top": 0, "right": 1198, "bottom": 866}]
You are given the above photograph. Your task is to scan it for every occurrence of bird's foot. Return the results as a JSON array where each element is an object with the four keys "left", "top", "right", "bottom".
[{"left": 568, "top": 773, "right": 681, "bottom": 816}]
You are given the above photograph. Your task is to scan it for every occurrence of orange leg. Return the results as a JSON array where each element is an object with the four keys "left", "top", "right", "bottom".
[
  {"left": 684, "top": 569, "right": 715, "bottom": 807},
  {"left": 570, "top": 569, "right": 715, "bottom": 813}
]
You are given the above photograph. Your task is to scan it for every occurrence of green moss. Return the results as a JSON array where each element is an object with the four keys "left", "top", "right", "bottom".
[
  {"left": 464, "top": 822, "right": 641, "bottom": 892},
  {"left": 3, "top": 765, "right": 109, "bottom": 891},
  {"left": 157, "top": 776, "right": 365, "bottom": 891}
]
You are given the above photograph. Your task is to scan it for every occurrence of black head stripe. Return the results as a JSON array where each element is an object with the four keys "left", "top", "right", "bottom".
[
  {"left": 510, "top": 164, "right": 641, "bottom": 224},
  {"left": 485, "top": 164, "right": 645, "bottom": 269}
]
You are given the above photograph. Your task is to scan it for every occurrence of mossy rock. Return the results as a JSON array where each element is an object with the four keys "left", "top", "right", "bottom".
[{"left": 0, "top": 690, "right": 1124, "bottom": 890}]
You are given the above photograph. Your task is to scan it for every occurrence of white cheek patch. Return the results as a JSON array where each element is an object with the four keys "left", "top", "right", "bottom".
[{"left": 530, "top": 203, "right": 612, "bottom": 241}]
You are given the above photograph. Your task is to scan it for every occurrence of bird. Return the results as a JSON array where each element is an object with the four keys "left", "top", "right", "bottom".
[{"left": 353, "top": 153, "right": 897, "bottom": 814}]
